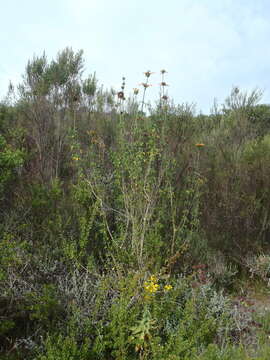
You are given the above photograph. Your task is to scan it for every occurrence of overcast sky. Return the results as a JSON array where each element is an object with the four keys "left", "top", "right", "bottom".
[{"left": 1, "top": 0, "right": 270, "bottom": 112}]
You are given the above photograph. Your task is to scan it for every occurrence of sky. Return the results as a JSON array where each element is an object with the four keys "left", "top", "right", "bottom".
[{"left": 1, "top": 0, "right": 270, "bottom": 113}]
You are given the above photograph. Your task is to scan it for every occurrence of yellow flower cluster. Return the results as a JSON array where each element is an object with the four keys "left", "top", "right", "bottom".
[
  {"left": 143, "top": 275, "right": 173, "bottom": 294},
  {"left": 144, "top": 275, "right": 159, "bottom": 294},
  {"left": 72, "top": 156, "right": 80, "bottom": 161},
  {"left": 164, "top": 284, "right": 172, "bottom": 291}
]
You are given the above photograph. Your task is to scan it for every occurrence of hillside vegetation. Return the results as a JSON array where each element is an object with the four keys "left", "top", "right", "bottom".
[{"left": 1, "top": 48, "right": 270, "bottom": 359}]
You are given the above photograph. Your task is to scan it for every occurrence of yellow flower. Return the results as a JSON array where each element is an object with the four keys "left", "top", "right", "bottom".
[
  {"left": 149, "top": 275, "right": 157, "bottom": 282},
  {"left": 144, "top": 279, "right": 159, "bottom": 293},
  {"left": 195, "top": 143, "right": 205, "bottom": 147},
  {"left": 164, "top": 284, "right": 173, "bottom": 291},
  {"left": 72, "top": 156, "right": 80, "bottom": 161},
  {"left": 153, "top": 283, "right": 159, "bottom": 291},
  {"left": 143, "top": 282, "right": 150, "bottom": 290},
  {"left": 147, "top": 283, "right": 159, "bottom": 293}
]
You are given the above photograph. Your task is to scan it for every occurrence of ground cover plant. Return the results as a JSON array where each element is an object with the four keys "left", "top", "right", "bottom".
[{"left": 0, "top": 48, "right": 270, "bottom": 359}]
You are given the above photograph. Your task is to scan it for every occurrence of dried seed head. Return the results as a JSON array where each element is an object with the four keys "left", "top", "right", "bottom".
[
  {"left": 140, "top": 83, "right": 151, "bottom": 88},
  {"left": 160, "top": 69, "right": 167, "bottom": 74},
  {"left": 160, "top": 82, "right": 169, "bottom": 87},
  {"left": 117, "top": 91, "right": 125, "bottom": 99},
  {"left": 162, "top": 95, "right": 168, "bottom": 101},
  {"left": 133, "top": 88, "right": 139, "bottom": 95},
  {"left": 144, "top": 70, "right": 154, "bottom": 78}
]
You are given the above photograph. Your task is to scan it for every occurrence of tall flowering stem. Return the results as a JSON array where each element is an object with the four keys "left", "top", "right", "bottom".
[
  {"left": 117, "top": 76, "right": 126, "bottom": 115},
  {"left": 159, "top": 69, "right": 168, "bottom": 112},
  {"left": 140, "top": 71, "right": 153, "bottom": 113}
]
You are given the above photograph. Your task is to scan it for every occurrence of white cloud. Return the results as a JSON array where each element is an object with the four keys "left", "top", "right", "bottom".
[{"left": 1, "top": 0, "right": 270, "bottom": 111}]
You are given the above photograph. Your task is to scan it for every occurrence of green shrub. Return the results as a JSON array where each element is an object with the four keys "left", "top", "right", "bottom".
[
  {"left": 0, "top": 134, "right": 24, "bottom": 199},
  {"left": 37, "top": 335, "right": 91, "bottom": 360}
]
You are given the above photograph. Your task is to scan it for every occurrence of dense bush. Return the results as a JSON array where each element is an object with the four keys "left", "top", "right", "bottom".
[{"left": 0, "top": 48, "right": 270, "bottom": 359}]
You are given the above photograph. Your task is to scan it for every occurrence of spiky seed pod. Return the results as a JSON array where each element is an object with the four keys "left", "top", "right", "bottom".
[
  {"left": 117, "top": 91, "right": 125, "bottom": 99},
  {"left": 144, "top": 71, "right": 154, "bottom": 78},
  {"left": 140, "top": 83, "right": 151, "bottom": 88}
]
